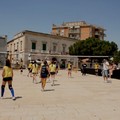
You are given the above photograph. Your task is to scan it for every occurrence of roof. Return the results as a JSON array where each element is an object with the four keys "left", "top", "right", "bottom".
[
  {"left": 7, "top": 30, "right": 78, "bottom": 43},
  {"left": 52, "top": 21, "right": 105, "bottom": 30}
]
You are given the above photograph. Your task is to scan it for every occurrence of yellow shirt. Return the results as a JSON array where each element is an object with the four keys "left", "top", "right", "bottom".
[
  {"left": 94, "top": 64, "right": 99, "bottom": 69},
  {"left": 32, "top": 64, "right": 38, "bottom": 73},
  {"left": 28, "top": 63, "right": 33, "bottom": 69},
  {"left": 68, "top": 63, "right": 72, "bottom": 69},
  {"left": 3, "top": 66, "right": 13, "bottom": 78},
  {"left": 49, "top": 64, "right": 56, "bottom": 72}
]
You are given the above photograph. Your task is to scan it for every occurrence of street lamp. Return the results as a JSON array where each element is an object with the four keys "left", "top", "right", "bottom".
[{"left": 28, "top": 53, "right": 31, "bottom": 61}]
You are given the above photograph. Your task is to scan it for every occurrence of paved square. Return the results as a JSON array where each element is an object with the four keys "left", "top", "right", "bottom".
[{"left": 0, "top": 69, "right": 120, "bottom": 120}]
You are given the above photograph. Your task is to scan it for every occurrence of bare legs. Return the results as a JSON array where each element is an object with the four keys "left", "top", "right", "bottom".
[{"left": 41, "top": 78, "right": 47, "bottom": 91}]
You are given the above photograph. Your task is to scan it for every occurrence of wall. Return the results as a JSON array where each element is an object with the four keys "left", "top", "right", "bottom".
[
  {"left": 0, "top": 36, "right": 7, "bottom": 67},
  {"left": 7, "top": 31, "right": 77, "bottom": 66}
]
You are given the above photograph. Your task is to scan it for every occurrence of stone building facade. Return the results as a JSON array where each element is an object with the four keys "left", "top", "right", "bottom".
[
  {"left": 7, "top": 30, "right": 78, "bottom": 67},
  {"left": 0, "top": 35, "right": 7, "bottom": 67}
]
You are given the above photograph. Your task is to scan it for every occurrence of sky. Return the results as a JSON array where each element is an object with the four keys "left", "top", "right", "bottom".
[{"left": 0, "top": 0, "right": 120, "bottom": 49}]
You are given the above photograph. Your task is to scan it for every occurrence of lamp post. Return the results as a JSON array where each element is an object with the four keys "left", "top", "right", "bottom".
[{"left": 28, "top": 53, "right": 31, "bottom": 61}]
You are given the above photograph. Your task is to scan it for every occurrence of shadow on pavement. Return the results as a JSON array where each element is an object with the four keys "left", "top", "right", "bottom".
[
  {"left": 54, "top": 84, "right": 60, "bottom": 86},
  {"left": 43, "top": 89, "right": 55, "bottom": 92},
  {"left": 3, "top": 96, "right": 22, "bottom": 100}
]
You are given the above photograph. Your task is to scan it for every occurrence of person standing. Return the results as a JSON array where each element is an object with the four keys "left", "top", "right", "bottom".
[
  {"left": 1, "top": 59, "right": 16, "bottom": 100},
  {"left": 94, "top": 62, "right": 99, "bottom": 76},
  {"left": 20, "top": 66, "right": 23, "bottom": 74},
  {"left": 67, "top": 61, "right": 72, "bottom": 77},
  {"left": 81, "top": 62, "right": 87, "bottom": 75},
  {"left": 55, "top": 61, "right": 59, "bottom": 74},
  {"left": 102, "top": 59, "right": 109, "bottom": 82},
  {"left": 49, "top": 61, "right": 56, "bottom": 86},
  {"left": 32, "top": 61, "right": 38, "bottom": 83},
  {"left": 27, "top": 61, "right": 33, "bottom": 77},
  {"left": 40, "top": 61, "right": 49, "bottom": 91}
]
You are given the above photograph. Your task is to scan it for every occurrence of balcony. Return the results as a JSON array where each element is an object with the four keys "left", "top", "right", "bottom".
[
  {"left": 50, "top": 51, "right": 61, "bottom": 55},
  {"left": 94, "top": 31, "right": 100, "bottom": 35},
  {"left": 41, "top": 50, "right": 49, "bottom": 54},
  {"left": 69, "top": 34, "right": 79, "bottom": 39},
  {"left": 30, "top": 49, "right": 40, "bottom": 53},
  {"left": 61, "top": 52, "right": 69, "bottom": 55},
  {"left": 69, "top": 30, "right": 80, "bottom": 34}
]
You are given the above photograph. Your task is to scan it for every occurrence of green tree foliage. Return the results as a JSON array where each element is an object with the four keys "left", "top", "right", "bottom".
[
  {"left": 113, "top": 50, "right": 120, "bottom": 63},
  {"left": 69, "top": 38, "right": 118, "bottom": 56}
]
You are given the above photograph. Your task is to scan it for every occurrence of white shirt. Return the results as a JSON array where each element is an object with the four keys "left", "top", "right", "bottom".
[{"left": 103, "top": 61, "right": 109, "bottom": 70}]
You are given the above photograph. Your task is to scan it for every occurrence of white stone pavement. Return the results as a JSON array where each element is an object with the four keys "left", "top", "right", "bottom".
[{"left": 0, "top": 69, "right": 120, "bottom": 120}]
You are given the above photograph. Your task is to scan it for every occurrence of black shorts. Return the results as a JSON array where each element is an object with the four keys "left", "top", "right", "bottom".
[
  {"left": 3, "top": 77, "right": 12, "bottom": 81},
  {"left": 41, "top": 74, "right": 47, "bottom": 78},
  {"left": 50, "top": 72, "right": 56, "bottom": 75},
  {"left": 68, "top": 68, "right": 72, "bottom": 71},
  {"left": 28, "top": 68, "right": 32, "bottom": 73}
]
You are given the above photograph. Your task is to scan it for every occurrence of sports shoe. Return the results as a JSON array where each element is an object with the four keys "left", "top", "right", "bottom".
[
  {"left": 0, "top": 97, "right": 4, "bottom": 99},
  {"left": 12, "top": 97, "right": 16, "bottom": 100}
]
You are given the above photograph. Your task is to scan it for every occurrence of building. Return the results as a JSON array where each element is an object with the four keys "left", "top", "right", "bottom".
[
  {"left": 7, "top": 30, "right": 78, "bottom": 67},
  {"left": 52, "top": 21, "right": 106, "bottom": 40},
  {"left": 0, "top": 35, "right": 7, "bottom": 67}
]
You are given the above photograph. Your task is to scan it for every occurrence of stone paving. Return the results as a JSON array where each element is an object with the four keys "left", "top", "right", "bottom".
[{"left": 0, "top": 69, "right": 120, "bottom": 120}]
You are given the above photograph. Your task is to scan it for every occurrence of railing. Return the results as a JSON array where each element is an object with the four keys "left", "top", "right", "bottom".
[
  {"left": 41, "top": 50, "right": 49, "bottom": 54},
  {"left": 69, "top": 30, "right": 80, "bottom": 33},
  {"left": 30, "top": 49, "right": 40, "bottom": 53},
  {"left": 94, "top": 32, "right": 99, "bottom": 35},
  {"left": 61, "top": 52, "right": 69, "bottom": 55},
  {"left": 50, "top": 51, "right": 61, "bottom": 55}
]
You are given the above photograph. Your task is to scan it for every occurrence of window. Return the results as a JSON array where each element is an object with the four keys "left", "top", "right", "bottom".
[
  {"left": 42, "top": 43, "right": 46, "bottom": 50},
  {"left": 60, "top": 29, "right": 64, "bottom": 36},
  {"left": 14, "top": 43, "right": 15, "bottom": 51},
  {"left": 53, "top": 43, "right": 57, "bottom": 52},
  {"left": 20, "top": 41, "right": 22, "bottom": 51},
  {"left": 57, "top": 29, "right": 60, "bottom": 34},
  {"left": 63, "top": 46, "right": 66, "bottom": 52},
  {"left": 62, "top": 44, "right": 66, "bottom": 53},
  {"left": 10, "top": 44, "right": 12, "bottom": 52},
  {"left": 17, "top": 42, "right": 19, "bottom": 51},
  {"left": 53, "top": 45, "right": 56, "bottom": 52},
  {"left": 32, "top": 42, "right": 36, "bottom": 50}
]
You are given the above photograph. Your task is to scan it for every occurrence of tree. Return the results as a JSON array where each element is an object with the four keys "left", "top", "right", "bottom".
[
  {"left": 69, "top": 38, "right": 118, "bottom": 56},
  {"left": 113, "top": 50, "right": 120, "bottom": 63}
]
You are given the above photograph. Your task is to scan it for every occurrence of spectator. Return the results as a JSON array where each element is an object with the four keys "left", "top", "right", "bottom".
[
  {"left": 94, "top": 62, "right": 99, "bottom": 76},
  {"left": 102, "top": 59, "right": 109, "bottom": 82},
  {"left": 81, "top": 62, "right": 87, "bottom": 75}
]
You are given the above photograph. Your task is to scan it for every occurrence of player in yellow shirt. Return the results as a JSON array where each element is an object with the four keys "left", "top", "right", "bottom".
[
  {"left": 67, "top": 61, "right": 72, "bottom": 77},
  {"left": 27, "top": 62, "right": 33, "bottom": 77},
  {"left": 1, "top": 59, "right": 15, "bottom": 100},
  {"left": 49, "top": 61, "right": 56, "bottom": 86},
  {"left": 40, "top": 60, "right": 50, "bottom": 91},
  {"left": 32, "top": 61, "right": 38, "bottom": 83},
  {"left": 94, "top": 62, "right": 99, "bottom": 76}
]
